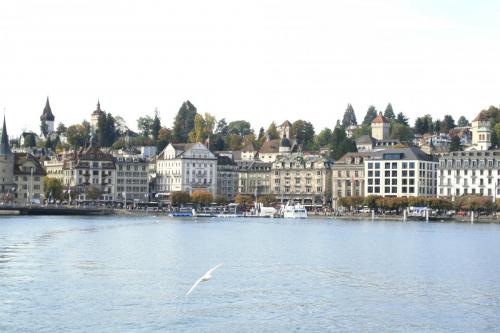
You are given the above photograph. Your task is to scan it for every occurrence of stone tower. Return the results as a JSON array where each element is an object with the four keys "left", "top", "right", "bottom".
[
  {"left": 471, "top": 111, "right": 491, "bottom": 150},
  {"left": 371, "top": 112, "right": 390, "bottom": 141},
  {"left": 0, "top": 115, "right": 15, "bottom": 199},
  {"left": 40, "top": 97, "right": 55, "bottom": 134},
  {"left": 91, "top": 100, "right": 105, "bottom": 133}
]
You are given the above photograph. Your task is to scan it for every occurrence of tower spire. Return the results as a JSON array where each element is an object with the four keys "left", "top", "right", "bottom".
[{"left": 0, "top": 114, "right": 12, "bottom": 156}]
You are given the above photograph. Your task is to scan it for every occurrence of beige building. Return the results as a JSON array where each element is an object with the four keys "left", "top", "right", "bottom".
[
  {"left": 44, "top": 155, "right": 65, "bottom": 181},
  {"left": 271, "top": 154, "right": 332, "bottom": 207},
  {"left": 332, "top": 152, "right": 374, "bottom": 210},
  {"left": 63, "top": 141, "right": 117, "bottom": 202},
  {"left": 13, "top": 153, "right": 46, "bottom": 204}
]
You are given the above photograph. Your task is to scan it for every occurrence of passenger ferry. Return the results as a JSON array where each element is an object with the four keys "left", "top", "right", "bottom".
[{"left": 281, "top": 201, "right": 308, "bottom": 219}]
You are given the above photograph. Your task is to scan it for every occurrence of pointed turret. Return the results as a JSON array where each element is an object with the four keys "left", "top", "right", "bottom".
[
  {"left": 0, "top": 115, "right": 12, "bottom": 156},
  {"left": 40, "top": 97, "right": 55, "bottom": 121}
]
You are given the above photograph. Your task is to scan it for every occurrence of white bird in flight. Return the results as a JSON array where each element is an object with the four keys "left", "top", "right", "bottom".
[{"left": 186, "top": 263, "right": 223, "bottom": 296}]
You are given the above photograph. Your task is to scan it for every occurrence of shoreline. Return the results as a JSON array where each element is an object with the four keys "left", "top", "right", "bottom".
[{"left": 2, "top": 207, "right": 500, "bottom": 223}]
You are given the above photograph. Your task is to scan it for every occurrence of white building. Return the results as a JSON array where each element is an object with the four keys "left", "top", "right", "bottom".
[
  {"left": 438, "top": 150, "right": 500, "bottom": 200},
  {"left": 156, "top": 143, "right": 217, "bottom": 196},
  {"left": 364, "top": 147, "right": 438, "bottom": 197}
]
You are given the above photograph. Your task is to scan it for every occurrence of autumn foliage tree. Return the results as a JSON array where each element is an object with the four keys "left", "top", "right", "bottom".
[{"left": 191, "top": 191, "right": 213, "bottom": 206}]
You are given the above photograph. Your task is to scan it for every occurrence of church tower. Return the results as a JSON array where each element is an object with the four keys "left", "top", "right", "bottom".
[
  {"left": 371, "top": 112, "right": 390, "bottom": 141},
  {"left": 0, "top": 115, "right": 15, "bottom": 199},
  {"left": 40, "top": 97, "right": 55, "bottom": 134}
]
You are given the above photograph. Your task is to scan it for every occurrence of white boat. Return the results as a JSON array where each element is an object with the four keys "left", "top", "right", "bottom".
[
  {"left": 281, "top": 201, "right": 308, "bottom": 219},
  {"left": 255, "top": 203, "right": 277, "bottom": 217}
]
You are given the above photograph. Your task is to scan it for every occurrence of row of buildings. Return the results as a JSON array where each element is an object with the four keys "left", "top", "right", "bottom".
[{"left": 1, "top": 109, "right": 499, "bottom": 208}]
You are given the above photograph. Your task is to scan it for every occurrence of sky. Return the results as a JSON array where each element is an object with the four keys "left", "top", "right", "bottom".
[{"left": 1, "top": 0, "right": 499, "bottom": 137}]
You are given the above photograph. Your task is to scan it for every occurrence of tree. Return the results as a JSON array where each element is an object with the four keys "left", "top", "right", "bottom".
[
  {"left": 43, "top": 177, "right": 64, "bottom": 201},
  {"left": 225, "top": 134, "right": 243, "bottom": 150},
  {"left": 457, "top": 116, "right": 470, "bottom": 127},
  {"left": 137, "top": 116, "right": 154, "bottom": 137},
  {"left": 215, "top": 195, "right": 229, "bottom": 205},
  {"left": 22, "top": 133, "right": 37, "bottom": 148},
  {"left": 441, "top": 115, "right": 456, "bottom": 132},
  {"left": 257, "top": 127, "right": 266, "bottom": 146},
  {"left": 235, "top": 194, "right": 253, "bottom": 206},
  {"left": 228, "top": 120, "right": 253, "bottom": 137},
  {"left": 151, "top": 111, "right": 161, "bottom": 143},
  {"left": 113, "top": 115, "right": 127, "bottom": 136},
  {"left": 395, "top": 112, "right": 409, "bottom": 126},
  {"left": 171, "top": 191, "right": 191, "bottom": 206},
  {"left": 96, "top": 113, "right": 117, "bottom": 147},
  {"left": 157, "top": 127, "right": 172, "bottom": 152},
  {"left": 212, "top": 118, "right": 229, "bottom": 150},
  {"left": 66, "top": 124, "right": 89, "bottom": 148},
  {"left": 383, "top": 103, "right": 396, "bottom": 121},
  {"left": 188, "top": 113, "right": 207, "bottom": 143},
  {"left": 331, "top": 126, "right": 357, "bottom": 160},
  {"left": 362, "top": 106, "right": 377, "bottom": 126},
  {"left": 291, "top": 120, "right": 315, "bottom": 149},
  {"left": 56, "top": 123, "right": 67, "bottom": 135},
  {"left": 341, "top": 104, "right": 357, "bottom": 127},
  {"left": 390, "top": 123, "right": 414, "bottom": 142},
  {"left": 258, "top": 194, "right": 276, "bottom": 206},
  {"left": 449, "top": 136, "right": 462, "bottom": 152},
  {"left": 85, "top": 185, "right": 102, "bottom": 200},
  {"left": 314, "top": 128, "right": 334, "bottom": 149},
  {"left": 172, "top": 100, "right": 197, "bottom": 143},
  {"left": 266, "top": 122, "right": 280, "bottom": 140},
  {"left": 414, "top": 115, "right": 433, "bottom": 135},
  {"left": 191, "top": 191, "right": 213, "bottom": 206}
]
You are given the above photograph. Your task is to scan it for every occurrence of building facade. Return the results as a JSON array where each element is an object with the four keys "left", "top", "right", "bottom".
[
  {"left": 270, "top": 154, "right": 332, "bottom": 207},
  {"left": 13, "top": 153, "right": 46, "bottom": 204},
  {"left": 216, "top": 155, "right": 239, "bottom": 200},
  {"left": 237, "top": 160, "right": 271, "bottom": 196},
  {"left": 332, "top": 152, "right": 373, "bottom": 210},
  {"left": 364, "top": 147, "right": 438, "bottom": 197},
  {"left": 114, "top": 156, "right": 149, "bottom": 203},
  {"left": 438, "top": 150, "right": 500, "bottom": 200},
  {"left": 63, "top": 143, "right": 117, "bottom": 201},
  {"left": 156, "top": 143, "right": 217, "bottom": 196}
]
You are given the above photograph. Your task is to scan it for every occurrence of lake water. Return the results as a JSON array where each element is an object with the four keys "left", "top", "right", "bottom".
[{"left": 1, "top": 216, "right": 500, "bottom": 332}]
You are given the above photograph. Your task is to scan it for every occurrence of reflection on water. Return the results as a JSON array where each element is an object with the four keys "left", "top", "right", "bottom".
[{"left": 0, "top": 216, "right": 500, "bottom": 332}]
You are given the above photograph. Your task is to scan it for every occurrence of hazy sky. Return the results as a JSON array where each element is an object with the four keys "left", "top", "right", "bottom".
[{"left": 1, "top": 0, "right": 499, "bottom": 136}]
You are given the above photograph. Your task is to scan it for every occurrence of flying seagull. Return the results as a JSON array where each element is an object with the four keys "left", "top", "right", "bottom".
[{"left": 186, "top": 263, "right": 223, "bottom": 296}]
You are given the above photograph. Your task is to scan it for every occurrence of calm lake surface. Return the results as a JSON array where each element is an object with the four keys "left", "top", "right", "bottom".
[{"left": 1, "top": 216, "right": 499, "bottom": 333}]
